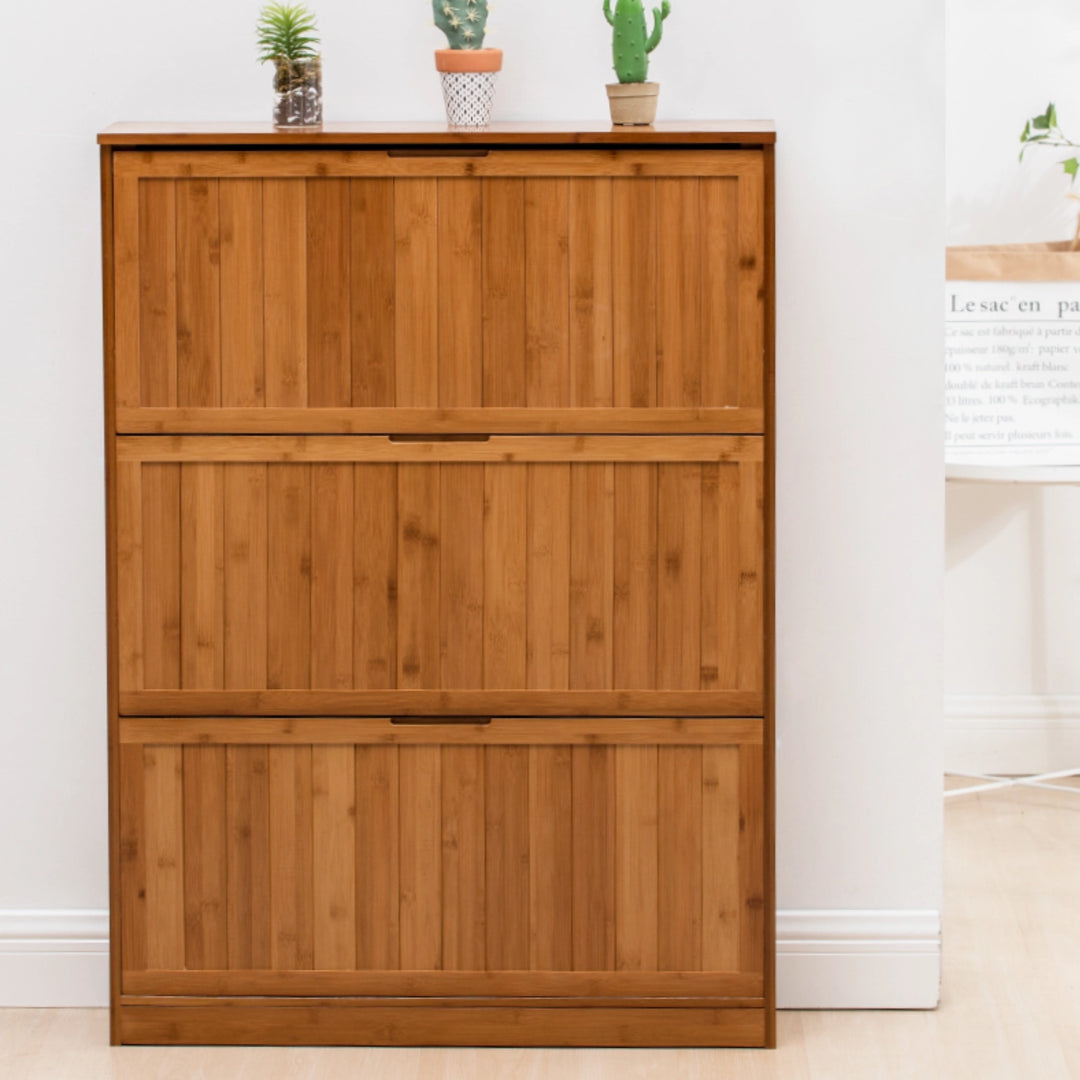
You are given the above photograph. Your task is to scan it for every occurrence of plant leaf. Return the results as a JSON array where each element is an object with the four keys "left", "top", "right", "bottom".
[{"left": 1063, "top": 157, "right": 1079, "bottom": 181}]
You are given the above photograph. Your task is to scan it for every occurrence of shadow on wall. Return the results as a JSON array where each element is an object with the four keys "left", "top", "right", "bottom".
[{"left": 946, "top": 482, "right": 1040, "bottom": 571}]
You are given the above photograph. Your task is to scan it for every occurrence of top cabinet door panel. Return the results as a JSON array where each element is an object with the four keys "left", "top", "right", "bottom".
[{"left": 112, "top": 151, "right": 766, "bottom": 430}]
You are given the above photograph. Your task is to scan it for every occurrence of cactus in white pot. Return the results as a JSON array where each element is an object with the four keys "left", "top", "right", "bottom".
[{"left": 433, "top": 0, "right": 502, "bottom": 128}]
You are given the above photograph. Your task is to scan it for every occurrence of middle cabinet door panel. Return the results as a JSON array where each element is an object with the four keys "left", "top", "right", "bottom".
[{"left": 116, "top": 435, "right": 764, "bottom": 716}]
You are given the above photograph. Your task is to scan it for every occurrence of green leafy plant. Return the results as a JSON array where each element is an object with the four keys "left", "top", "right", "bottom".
[
  {"left": 257, "top": 2, "right": 320, "bottom": 65},
  {"left": 433, "top": 0, "right": 489, "bottom": 50},
  {"left": 603, "top": 0, "right": 671, "bottom": 84},
  {"left": 1020, "top": 103, "right": 1080, "bottom": 181}
]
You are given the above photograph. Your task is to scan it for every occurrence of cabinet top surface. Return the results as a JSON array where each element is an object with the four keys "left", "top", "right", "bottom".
[{"left": 98, "top": 120, "right": 776, "bottom": 147}]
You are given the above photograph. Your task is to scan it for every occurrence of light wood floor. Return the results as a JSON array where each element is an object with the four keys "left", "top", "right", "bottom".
[{"left": 2, "top": 778, "right": 1078, "bottom": 1079}]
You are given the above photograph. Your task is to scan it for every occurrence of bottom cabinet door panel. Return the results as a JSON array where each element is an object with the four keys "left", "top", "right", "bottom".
[{"left": 119, "top": 717, "right": 767, "bottom": 1001}]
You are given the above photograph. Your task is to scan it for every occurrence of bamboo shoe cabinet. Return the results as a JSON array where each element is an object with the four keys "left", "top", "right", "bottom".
[{"left": 99, "top": 122, "right": 775, "bottom": 1047}]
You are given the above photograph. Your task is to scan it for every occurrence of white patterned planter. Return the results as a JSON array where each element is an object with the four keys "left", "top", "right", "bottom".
[{"left": 440, "top": 71, "right": 499, "bottom": 128}]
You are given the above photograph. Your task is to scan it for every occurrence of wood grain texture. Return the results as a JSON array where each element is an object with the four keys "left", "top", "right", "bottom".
[
  {"left": 525, "top": 179, "right": 570, "bottom": 407},
  {"left": 312, "top": 747, "right": 357, "bottom": 969},
  {"left": 268, "top": 746, "right": 314, "bottom": 970},
  {"left": 350, "top": 179, "right": 395, "bottom": 406},
  {"left": 222, "top": 465, "right": 267, "bottom": 689},
  {"left": 438, "top": 179, "right": 483, "bottom": 407},
  {"left": 180, "top": 464, "right": 224, "bottom": 689},
  {"left": 702, "top": 746, "right": 740, "bottom": 971},
  {"left": 175, "top": 179, "right": 221, "bottom": 407},
  {"left": 397, "top": 464, "right": 440, "bottom": 688},
  {"left": 615, "top": 746, "right": 659, "bottom": 971},
  {"left": 613, "top": 464, "right": 657, "bottom": 690},
  {"left": 118, "top": 745, "right": 147, "bottom": 972},
  {"left": 399, "top": 746, "right": 442, "bottom": 970},
  {"left": 658, "top": 746, "right": 703, "bottom": 971},
  {"left": 568, "top": 178, "right": 613, "bottom": 407},
  {"left": 526, "top": 464, "right": 571, "bottom": 690},
  {"left": 440, "top": 745, "right": 486, "bottom": 970},
  {"left": 355, "top": 745, "right": 400, "bottom": 970},
  {"left": 115, "top": 462, "right": 143, "bottom": 692},
  {"left": 701, "top": 177, "right": 740, "bottom": 407},
  {"left": 482, "top": 178, "right": 526, "bottom": 406},
  {"left": 395, "top": 180, "right": 439, "bottom": 406},
  {"left": 262, "top": 179, "right": 307, "bottom": 407},
  {"left": 218, "top": 179, "right": 264, "bottom": 407},
  {"left": 140, "top": 465, "right": 181, "bottom": 690},
  {"left": 225, "top": 745, "right": 271, "bottom": 969},
  {"left": 112, "top": 173, "right": 140, "bottom": 409},
  {"left": 612, "top": 179, "right": 656, "bottom": 408},
  {"left": 483, "top": 463, "right": 527, "bottom": 689},
  {"left": 569, "top": 464, "right": 614, "bottom": 691},
  {"left": 439, "top": 464, "right": 483, "bottom": 688},
  {"left": 353, "top": 464, "right": 397, "bottom": 689},
  {"left": 528, "top": 746, "right": 573, "bottom": 971},
  {"left": 266, "top": 465, "right": 311, "bottom": 690},
  {"left": 485, "top": 746, "right": 530, "bottom": 969},
  {"left": 116, "top": 1002, "right": 768, "bottom": 1047},
  {"left": 137, "top": 180, "right": 177, "bottom": 406},
  {"left": 572, "top": 745, "right": 616, "bottom": 971},
  {"left": 310, "top": 465, "right": 354, "bottom": 689},
  {"left": 182, "top": 745, "right": 228, "bottom": 969},
  {"left": 142, "top": 746, "right": 185, "bottom": 969},
  {"left": 306, "top": 179, "right": 352, "bottom": 406},
  {"left": 657, "top": 179, "right": 701, "bottom": 407}
]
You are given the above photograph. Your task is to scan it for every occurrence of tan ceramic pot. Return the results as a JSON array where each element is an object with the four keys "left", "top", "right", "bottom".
[{"left": 606, "top": 81, "right": 659, "bottom": 126}]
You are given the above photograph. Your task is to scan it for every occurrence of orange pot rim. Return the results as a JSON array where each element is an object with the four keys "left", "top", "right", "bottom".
[{"left": 435, "top": 47, "right": 503, "bottom": 73}]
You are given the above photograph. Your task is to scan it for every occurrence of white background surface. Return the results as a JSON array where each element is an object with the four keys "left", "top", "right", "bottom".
[
  {"left": 0, "top": 0, "right": 944, "bottom": 1006},
  {"left": 946, "top": 0, "right": 1080, "bottom": 771}
]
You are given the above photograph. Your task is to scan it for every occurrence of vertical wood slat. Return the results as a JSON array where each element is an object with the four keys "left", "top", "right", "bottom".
[
  {"left": 615, "top": 745, "right": 658, "bottom": 971},
  {"left": 267, "top": 465, "right": 311, "bottom": 690},
  {"left": 613, "top": 464, "right": 657, "bottom": 690},
  {"left": 312, "top": 747, "right": 357, "bottom": 969},
  {"left": 702, "top": 462, "right": 740, "bottom": 690},
  {"left": 482, "top": 179, "right": 526, "bottom": 406},
  {"left": 350, "top": 179, "right": 396, "bottom": 406},
  {"left": 399, "top": 746, "right": 442, "bottom": 970},
  {"left": 440, "top": 465, "right": 484, "bottom": 689},
  {"left": 441, "top": 746, "right": 486, "bottom": 970},
  {"left": 141, "top": 465, "right": 181, "bottom": 690},
  {"left": 395, "top": 179, "right": 439, "bottom": 406},
  {"left": 483, "top": 464, "right": 527, "bottom": 689},
  {"left": 137, "top": 180, "right": 177, "bottom": 406},
  {"left": 113, "top": 174, "right": 142, "bottom": 408},
  {"left": 397, "top": 464, "right": 440, "bottom": 688},
  {"left": 311, "top": 465, "right": 354, "bottom": 689},
  {"left": 263, "top": 179, "right": 307, "bottom": 407},
  {"left": 525, "top": 179, "right": 570, "bottom": 406},
  {"left": 700, "top": 178, "right": 739, "bottom": 408},
  {"left": 485, "top": 746, "right": 530, "bottom": 969},
  {"left": 739, "top": 461, "right": 765, "bottom": 691},
  {"left": 438, "top": 180, "right": 483, "bottom": 407},
  {"left": 612, "top": 179, "right": 656, "bottom": 408},
  {"left": 226, "top": 745, "right": 271, "bottom": 970},
  {"left": 119, "top": 745, "right": 147, "bottom": 971},
  {"left": 306, "top": 179, "right": 352, "bottom": 406},
  {"left": 739, "top": 744, "right": 766, "bottom": 974},
  {"left": 269, "top": 746, "right": 314, "bottom": 970},
  {"left": 219, "top": 179, "right": 264, "bottom": 407},
  {"left": 658, "top": 746, "right": 702, "bottom": 971},
  {"left": 143, "top": 746, "right": 185, "bottom": 969},
  {"left": 223, "top": 465, "right": 267, "bottom": 689},
  {"left": 701, "top": 746, "right": 740, "bottom": 970},
  {"left": 355, "top": 745, "right": 400, "bottom": 970},
  {"left": 572, "top": 745, "right": 615, "bottom": 970},
  {"left": 175, "top": 179, "right": 221, "bottom": 407},
  {"left": 354, "top": 465, "right": 397, "bottom": 689},
  {"left": 737, "top": 165, "right": 766, "bottom": 408},
  {"left": 180, "top": 464, "right": 224, "bottom": 690},
  {"left": 657, "top": 464, "right": 702, "bottom": 691},
  {"left": 528, "top": 747, "right": 573, "bottom": 970},
  {"left": 116, "top": 462, "right": 143, "bottom": 692},
  {"left": 526, "top": 464, "right": 570, "bottom": 690},
  {"left": 569, "top": 464, "right": 614, "bottom": 690},
  {"left": 568, "top": 178, "right": 613, "bottom": 408},
  {"left": 183, "top": 745, "right": 228, "bottom": 969},
  {"left": 656, "top": 179, "right": 701, "bottom": 407}
]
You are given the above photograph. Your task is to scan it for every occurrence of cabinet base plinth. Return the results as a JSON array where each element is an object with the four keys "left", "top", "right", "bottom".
[{"left": 115, "top": 999, "right": 769, "bottom": 1047}]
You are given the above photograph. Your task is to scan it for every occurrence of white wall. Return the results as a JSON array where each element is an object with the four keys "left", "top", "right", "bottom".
[
  {"left": 0, "top": 0, "right": 944, "bottom": 1008},
  {"left": 946, "top": 0, "right": 1080, "bottom": 773}
]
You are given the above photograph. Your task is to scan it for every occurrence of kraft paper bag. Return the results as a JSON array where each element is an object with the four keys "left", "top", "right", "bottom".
[{"left": 947, "top": 241, "right": 1080, "bottom": 282}]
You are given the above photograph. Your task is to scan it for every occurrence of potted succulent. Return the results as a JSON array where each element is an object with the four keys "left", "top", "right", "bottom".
[
  {"left": 257, "top": 2, "right": 323, "bottom": 128},
  {"left": 433, "top": 0, "right": 502, "bottom": 128},
  {"left": 602, "top": 0, "right": 672, "bottom": 126}
]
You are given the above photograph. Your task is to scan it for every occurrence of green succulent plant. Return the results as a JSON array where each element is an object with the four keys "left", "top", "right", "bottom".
[
  {"left": 603, "top": 0, "right": 671, "bottom": 84},
  {"left": 257, "top": 2, "right": 320, "bottom": 65}
]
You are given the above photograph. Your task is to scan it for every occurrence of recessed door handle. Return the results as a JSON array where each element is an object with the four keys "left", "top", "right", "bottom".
[{"left": 390, "top": 716, "right": 492, "bottom": 725}]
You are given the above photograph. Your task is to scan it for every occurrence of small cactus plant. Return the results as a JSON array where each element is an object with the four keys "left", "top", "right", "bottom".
[
  {"left": 603, "top": 0, "right": 671, "bottom": 84},
  {"left": 434, "top": 0, "right": 490, "bottom": 50}
]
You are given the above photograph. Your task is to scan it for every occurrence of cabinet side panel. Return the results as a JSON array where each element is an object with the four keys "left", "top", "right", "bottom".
[
  {"left": 141, "top": 465, "right": 181, "bottom": 689},
  {"left": 737, "top": 160, "right": 766, "bottom": 409},
  {"left": 143, "top": 746, "right": 185, "bottom": 969},
  {"left": 118, "top": 745, "right": 147, "bottom": 971}
]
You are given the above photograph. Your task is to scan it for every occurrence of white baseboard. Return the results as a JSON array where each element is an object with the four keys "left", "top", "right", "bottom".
[
  {"left": 776, "top": 909, "right": 941, "bottom": 1009},
  {"left": 0, "top": 910, "right": 110, "bottom": 1007},
  {"left": 946, "top": 694, "right": 1080, "bottom": 775},
  {"left": 0, "top": 907, "right": 941, "bottom": 1011}
]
